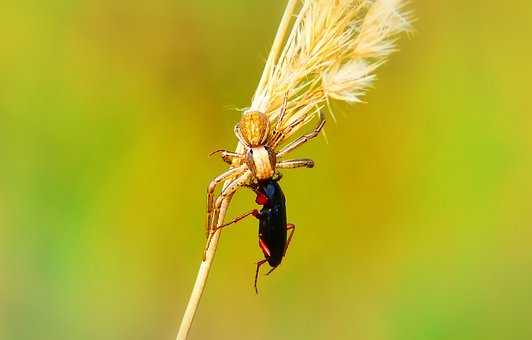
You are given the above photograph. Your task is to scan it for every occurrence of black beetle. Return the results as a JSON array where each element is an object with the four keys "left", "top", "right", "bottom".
[{"left": 216, "top": 177, "right": 295, "bottom": 293}]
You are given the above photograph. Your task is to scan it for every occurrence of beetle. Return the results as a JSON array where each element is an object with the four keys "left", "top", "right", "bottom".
[{"left": 214, "top": 176, "right": 295, "bottom": 293}]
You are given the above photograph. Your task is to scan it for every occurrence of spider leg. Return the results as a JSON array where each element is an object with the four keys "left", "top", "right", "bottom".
[
  {"left": 271, "top": 105, "right": 322, "bottom": 148},
  {"left": 271, "top": 93, "right": 289, "bottom": 137},
  {"left": 276, "top": 112, "right": 326, "bottom": 158},
  {"left": 206, "top": 165, "right": 247, "bottom": 234},
  {"left": 205, "top": 171, "right": 252, "bottom": 254},
  {"left": 209, "top": 149, "right": 244, "bottom": 165},
  {"left": 276, "top": 158, "right": 315, "bottom": 169},
  {"left": 234, "top": 124, "right": 250, "bottom": 148},
  {"left": 268, "top": 112, "right": 307, "bottom": 148},
  {"left": 211, "top": 170, "right": 252, "bottom": 228}
]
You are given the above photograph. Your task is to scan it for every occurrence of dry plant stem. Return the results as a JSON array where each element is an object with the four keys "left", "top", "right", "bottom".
[
  {"left": 176, "top": 196, "right": 232, "bottom": 340},
  {"left": 176, "top": 2, "right": 298, "bottom": 339}
]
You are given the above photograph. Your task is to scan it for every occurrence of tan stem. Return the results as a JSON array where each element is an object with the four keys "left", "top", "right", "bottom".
[
  {"left": 176, "top": 1, "right": 299, "bottom": 339},
  {"left": 175, "top": 196, "right": 232, "bottom": 340}
]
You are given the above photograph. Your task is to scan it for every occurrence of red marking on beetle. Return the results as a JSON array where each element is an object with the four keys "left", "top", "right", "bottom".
[
  {"left": 255, "top": 192, "right": 269, "bottom": 205},
  {"left": 259, "top": 238, "right": 271, "bottom": 258}
]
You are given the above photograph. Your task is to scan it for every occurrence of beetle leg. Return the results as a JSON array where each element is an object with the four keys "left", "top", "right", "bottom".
[
  {"left": 276, "top": 158, "right": 315, "bottom": 169},
  {"left": 206, "top": 165, "right": 247, "bottom": 235},
  {"left": 214, "top": 209, "right": 261, "bottom": 231},
  {"left": 265, "top": 266, "right": 275, "bottom": 276},
  {"left": 265, "top": 224, "right": 295, "bottom": 276},
  {"left": 254, "top": 259, "right": 268, "bottom": 294},
  {"left": 284, "top": 223, "right": 296, "bottom": 256},
  {"left": 205, "top": 207, "right": 257, "bottom": 256},
  {"left": 258, "top": 238, "right": 272, "bottom": 258},
  {"left": 276, "top": 111, "right": 325, "bottom": 158}
]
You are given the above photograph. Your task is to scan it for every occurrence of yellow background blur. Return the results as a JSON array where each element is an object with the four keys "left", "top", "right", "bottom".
[{"left": 2, "top": 1, "right": 531, "bottom": 339}]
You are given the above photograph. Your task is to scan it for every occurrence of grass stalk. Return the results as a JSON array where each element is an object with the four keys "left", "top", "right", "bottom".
[
  {"left": 175, "top": 195, "right": 232, "bottom": 340},
  {"left": 175, "top": 2, "right": 298, "bottom": 339}
]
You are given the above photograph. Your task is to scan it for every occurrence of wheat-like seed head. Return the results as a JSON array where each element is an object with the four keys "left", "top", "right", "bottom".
[
  {"left": 177, "top": 3, "right": 413, "bottom": 338},
  {"left": 250, "top": 0, "right": 413, "bottom": 141}
]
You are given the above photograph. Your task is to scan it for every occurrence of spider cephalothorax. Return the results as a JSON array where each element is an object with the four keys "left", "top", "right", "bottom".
[
  {"left": 238, "top": 111, "right": 270, "bottom": 146},
  {"left": 206, "top": 100, "right": 325, "bottom": 234}
]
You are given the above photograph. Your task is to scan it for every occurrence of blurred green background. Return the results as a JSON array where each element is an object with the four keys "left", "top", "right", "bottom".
[{"left": 2, "top": 1, "right": 531, "bottom": 339}]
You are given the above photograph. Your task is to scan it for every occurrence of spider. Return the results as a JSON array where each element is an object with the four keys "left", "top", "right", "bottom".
[{"left": 206, "top": 99, "right": 326, "bottom": 238}]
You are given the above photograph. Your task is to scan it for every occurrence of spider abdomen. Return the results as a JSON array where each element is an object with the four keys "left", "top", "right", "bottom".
[{"left": 247, "top": 146, "right": 276, "bottom": 180}]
